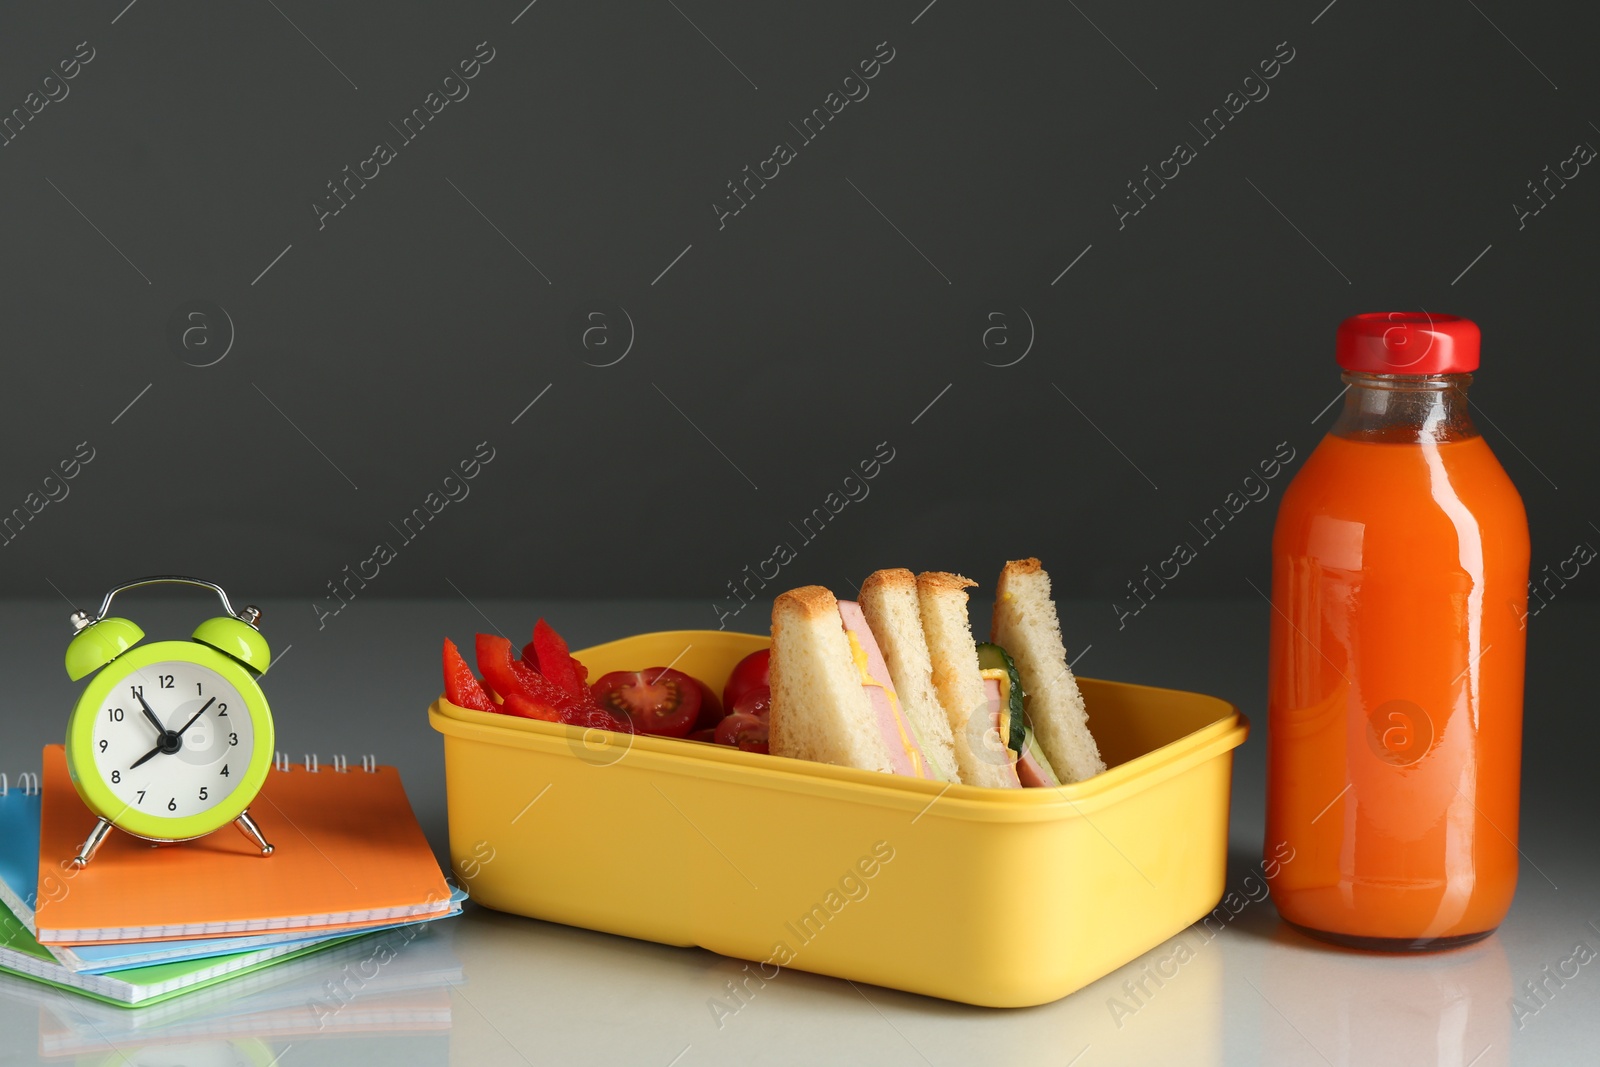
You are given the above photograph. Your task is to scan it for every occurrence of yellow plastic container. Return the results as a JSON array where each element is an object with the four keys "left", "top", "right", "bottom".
[{"left": 429, "top": 630, "right": 1248, "bottom": 1007}]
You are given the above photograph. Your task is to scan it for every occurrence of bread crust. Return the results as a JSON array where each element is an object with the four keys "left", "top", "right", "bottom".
[
  {"left": 774, "top": 585, "right": 840, "bottom": 621},
  {"left": 914, "top": 571, "right": 977, "bottom": 596},
  {"left": 861, "top": 568, "right": 917, "bottom": 595},
  {"left": 1000, "top": 557, "right": 1043, "bottom": 580}
]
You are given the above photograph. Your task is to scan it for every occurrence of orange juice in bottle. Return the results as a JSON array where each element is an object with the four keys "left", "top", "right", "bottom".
[{"left": 1265, "top": 313, "right": 1529, "bottom": 949}]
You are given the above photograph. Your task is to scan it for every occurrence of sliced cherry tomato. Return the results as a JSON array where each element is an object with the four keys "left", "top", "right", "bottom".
[
  {"left": 731, "top": 684, "right": 771, "bottom": 721},
  {"left": 590, "top": 667, "right": 702, "bottom": 738},
  {"left": 443, "top": 639, "right": 494, "bottom": 711},
  {"left": 524, "top": 619, "right": 588, "bottom": 699},
  {"left": 693, "top": 678, "right": 724, "bottom": 731},
  {"left": 714, "top": 712, "right": 769, "bottom": 753},
  {"left": 687, "top": 728, "right": 719, "bottom": 743},
  {"left": 722, "top": 649, "right": 771, "bottom": 712}
]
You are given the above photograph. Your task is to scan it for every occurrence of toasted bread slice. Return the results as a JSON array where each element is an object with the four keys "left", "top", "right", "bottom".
[
  {"left": 769, "top": 586, "right": 895, "bottom": 773},
  {"left": 916, "top": 572, "right": 1019, "bottom": 789},
  {"left": 992, "top": 558, "right": 1104, "bottom": 782},
  {"left": 858, "top": 569, "right": 960, "bottom": 782}
]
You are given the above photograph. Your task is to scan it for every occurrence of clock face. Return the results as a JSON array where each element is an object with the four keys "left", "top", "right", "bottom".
[{"left": 90, "top": 659, "right": 255, "bottom": 822}]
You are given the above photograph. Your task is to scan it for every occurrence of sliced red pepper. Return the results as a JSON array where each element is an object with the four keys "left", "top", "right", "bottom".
[
  {"left": 442, "top": 638, "right": 494, "bottom": 712},
  {"left": 478, "top": 632, "right": 631, "bottom": 729},
  {"left": 565, "top": 703, "right": 634, "bottom": 733},
  {"left": 501, "top": 691, "right": 562, "bottom": 722},
  {"left": 524, "top": 619, "right": 588, "bottom": 699},
  {"left": 477, "top": 634, "right": 560, "bottom": 717}
]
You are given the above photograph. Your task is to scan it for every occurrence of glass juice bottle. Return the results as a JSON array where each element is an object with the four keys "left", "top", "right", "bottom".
[{"left": 1265, "top": 313, "right": 1529, "bottom": 949}]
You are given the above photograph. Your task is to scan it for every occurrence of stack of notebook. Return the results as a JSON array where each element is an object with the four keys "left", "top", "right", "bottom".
[{"left": 0, "top": 746, "right": 461, "bottom": 1007}]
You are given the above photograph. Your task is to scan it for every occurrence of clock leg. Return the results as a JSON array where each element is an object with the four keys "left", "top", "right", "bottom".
[
  {"left": 234, "top": 809, "right": 274, "bottom": 856},
  {"left": 70, "top": 818, "right": 113, "bottom": 868}
]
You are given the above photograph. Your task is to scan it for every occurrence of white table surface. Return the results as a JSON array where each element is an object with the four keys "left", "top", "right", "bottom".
[{"left": 0, "top": 598, "right": 1595, "bottom": 1066}]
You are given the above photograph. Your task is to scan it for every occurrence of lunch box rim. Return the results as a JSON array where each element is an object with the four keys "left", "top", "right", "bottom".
[{"left": 429, "top": 630, "right": 1248, "bottom": 823}]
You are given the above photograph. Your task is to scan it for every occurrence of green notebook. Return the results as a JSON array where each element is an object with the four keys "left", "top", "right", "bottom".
[{"left": 0, "top": 896, "right": 357, "bottom": 1007}]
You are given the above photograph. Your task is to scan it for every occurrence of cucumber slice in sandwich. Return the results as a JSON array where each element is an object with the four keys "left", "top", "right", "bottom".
[
  {"left": 1019, "top": 726, "right": 1062, "bottom": 788},
  {"left": 975, "top": 642, "right": 1026, "bottom": 757}
]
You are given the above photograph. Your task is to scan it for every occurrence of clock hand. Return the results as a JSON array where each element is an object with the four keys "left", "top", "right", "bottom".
[
  {"left": 174, "top": 697, "right": 215, "bottom": 739},
  {"left": 133, "top": 692, "right": 166, "bottom": 735},
  {"left": 127, "top": 698, "right": 214, "bottom": 771},
  {"left": 130, "top": 741, "right": 165, "bottom": 769}
]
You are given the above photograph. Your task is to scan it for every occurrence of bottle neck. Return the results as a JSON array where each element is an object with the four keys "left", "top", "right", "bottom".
[{"left": 1330, "top": 372, "right": 1479, "bottom": 444}]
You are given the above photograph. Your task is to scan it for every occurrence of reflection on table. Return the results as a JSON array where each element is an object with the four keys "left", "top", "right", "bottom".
[{"left": 0, "top": 923, "right": 460, "bottom": 1067}]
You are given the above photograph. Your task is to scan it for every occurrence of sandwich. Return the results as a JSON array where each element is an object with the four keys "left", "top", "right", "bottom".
[
  {"left": 991, "top": 558, "right": 1105, "bottom": 782},
  {"left": 768, "top": 585, "right": 948, "bottom": 780},
  {"left": 769, "top": 559, "right": 1103, "bottom": 787},
  {"left": 914, "top": 571, "right": 1025, "bottom": 789}
]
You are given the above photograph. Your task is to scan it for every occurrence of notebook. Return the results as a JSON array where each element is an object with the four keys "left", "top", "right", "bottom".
[
  {"left": 0, "top": 771, "right": 465, "bottom": 972},
  {"left": 0, "top": 773, "right": 40, "bottom": 929},
  {"left": 58, "top": 892, "right": 464, "bottom": 974},
  {"left": 35, "top": 745, "right": 453, "bottom": 945},
  {"left": 0, "top": 894, "right": 361, "bottom": 1007}
]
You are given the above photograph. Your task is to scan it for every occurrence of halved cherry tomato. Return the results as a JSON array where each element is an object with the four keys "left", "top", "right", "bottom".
[
  {"left": 524, "top": 619, "right": 588, "bottom": 699},
  {"left": 687, "top": 728, "right": 719, "bottom": 744},
  {"left": 714, "top": 712, "right": 769, "bottom": 753},
  {"left": 693, "top": 678, "right": 724, "bottom": 731},
  {"left": 731, "top": 684, "right": 771, "bottom": 721},
  {"left": 591, "top": 667, "right": 701, "bottom": 738},
  {"left": 722, "top": 650, "right": 770, "bottom": 712},
  {"left": 443, "top": 639, "right": 494, "bottom": 711}
]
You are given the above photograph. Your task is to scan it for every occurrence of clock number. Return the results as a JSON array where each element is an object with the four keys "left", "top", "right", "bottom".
[
  {"left": 229, "top": 732, "right": 238, "bottom": 746},
  {"left": 107, "top": 708, "right": 124, "bottom": 722},
  {"left": 158, "top": 675, "right": 174, "bottom": 688},
  {"left": 98, "top": 739, "right": 108, "bottom": 753},
  {"left": 110, "top": 770, "right": 120, "bottom": 784},
  {"left": 129, "top": 685, "right": 143, "bottom": 699},
  {"left": 217, "top": 702, "right": 228, "bottom": 716},
  {"left": 220, "top": 764, "right": 230, "bottom": 777},
  {"left": 198, "top": 786, "right": 208, "bottom": 801},
  {"left": 137, "top": 790, "right": 146, "bottom": 803},
  {"left": 168, "top": 798, "right": 177, "bottom": 811},
  {"left": 196, "top": 681, "right": 203, "bottom": 695}
]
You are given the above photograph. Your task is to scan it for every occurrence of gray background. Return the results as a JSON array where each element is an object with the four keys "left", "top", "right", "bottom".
[
  {"left": 0, "top": 0, "right": 1596, "bottom": 627},
  {"left": 3, "top": 5, "right": 1600, "bottom": 1059}
]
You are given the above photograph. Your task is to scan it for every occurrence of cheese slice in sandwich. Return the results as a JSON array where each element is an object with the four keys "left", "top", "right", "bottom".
[
  {"left": 991, "top": 558, "right": 1105, "bottom": 782},
  {"left": 915, "top": 572, "right": 1021, "bottom": 789},
  {"left": 769, "top": 585, "right": 942, "bottom": 779}
]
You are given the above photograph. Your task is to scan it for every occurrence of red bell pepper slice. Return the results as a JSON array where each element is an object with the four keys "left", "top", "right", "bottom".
[
  {"left": 501, "top": 691, "right": 562, "bottom": 722},
  {"left": 477, "top": 632, "right": 630, "bottom": 730},
  {"left": 442, "top": 638, "right": 494, "bottom": 712},
  {"left": 524, "top": 619, "right": 588, "bottom": 699}
]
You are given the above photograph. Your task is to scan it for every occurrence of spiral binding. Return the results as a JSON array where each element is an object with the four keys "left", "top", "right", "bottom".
[
  {"left": 0, "top": 772, "right": 40, "bottom": 796},
  {"left": 272, "top": 752, "right": 378, "bottom": 772}
]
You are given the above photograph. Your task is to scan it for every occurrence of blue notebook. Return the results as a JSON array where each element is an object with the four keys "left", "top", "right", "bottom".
[
  {"left": 0, "top": 774, "right": 41, "bottom": 930},
  {"left": 0, "top": 772, "right": 463, "bottom": 974}
]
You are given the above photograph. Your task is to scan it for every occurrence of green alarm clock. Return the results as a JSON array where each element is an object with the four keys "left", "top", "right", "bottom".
[{"left": 63, "top": 577, "right": 276, "bottom": 867}]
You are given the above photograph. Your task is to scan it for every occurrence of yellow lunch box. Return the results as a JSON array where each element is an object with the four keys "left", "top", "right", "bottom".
[{"left": 428, "top": 629, "right": 1248, "bottom": 1008}]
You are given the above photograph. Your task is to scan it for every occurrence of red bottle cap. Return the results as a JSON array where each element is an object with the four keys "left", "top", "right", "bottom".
[{"left": 1335, "top": 312, "right": 1480, "bottom": 373}]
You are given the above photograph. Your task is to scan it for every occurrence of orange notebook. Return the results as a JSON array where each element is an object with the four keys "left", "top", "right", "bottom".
[{"left": 34, "top": 745, "right": 452, "bottom": 945}]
